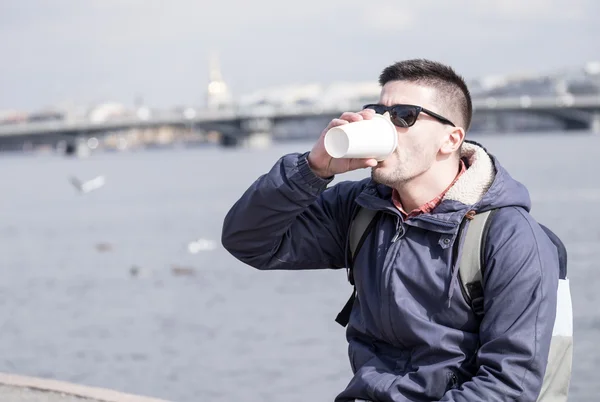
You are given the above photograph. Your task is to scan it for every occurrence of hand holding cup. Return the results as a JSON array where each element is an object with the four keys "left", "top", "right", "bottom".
[{"left": 307, "top": 109, "right": 397, "bottom": 178}]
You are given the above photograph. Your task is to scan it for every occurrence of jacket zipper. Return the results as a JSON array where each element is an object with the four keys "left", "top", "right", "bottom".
[
  {"left": 391, "top": 215, "right": 404, "bottom": 243},
  {"left": 381, "top": 215, "right": 406, "bottom": 345}
]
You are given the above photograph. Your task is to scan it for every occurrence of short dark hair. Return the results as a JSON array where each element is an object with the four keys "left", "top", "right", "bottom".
[{"left": 379, "top": 59, "right": 472, "bottom": 131}]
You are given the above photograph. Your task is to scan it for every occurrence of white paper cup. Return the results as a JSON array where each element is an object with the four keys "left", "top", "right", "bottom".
[{"left": 324, "top": 114, "right": 397, "bottom": 161}]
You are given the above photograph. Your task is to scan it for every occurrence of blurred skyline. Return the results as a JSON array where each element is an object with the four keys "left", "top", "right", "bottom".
[{"left": 1, "top": 0, "right": 598, "bottom": 112}]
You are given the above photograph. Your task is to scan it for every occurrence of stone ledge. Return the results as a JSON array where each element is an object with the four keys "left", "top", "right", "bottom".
[{"left": 0, "top": 373, "right": 171, "bottom": 402}]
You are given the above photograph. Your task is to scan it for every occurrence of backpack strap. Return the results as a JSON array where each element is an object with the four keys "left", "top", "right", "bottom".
[
  {"left": 348, "top": 207, "right": 379, "bottom": 283},
  {"left": 539, "top": 224, "right": 568, "bottom": 279},
  {"left": 335, "top": 207, "right": 379, "bottom": 327},
  {"left": 458, "top": 209, "right": 497, "bottom": 317}
]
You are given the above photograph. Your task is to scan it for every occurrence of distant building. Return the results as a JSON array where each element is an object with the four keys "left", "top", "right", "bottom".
[
  {"left": 86, "top": 102, "right": 130, "bottom": 123},
  {"left": 470, "top": 62, "right": 600, "bottom": 98},
  {"left": 0, "top": 109, "right": 27, "bottom": 125},
  {"left": 237, "top": 81, "right": 380, "bottom": 112}
]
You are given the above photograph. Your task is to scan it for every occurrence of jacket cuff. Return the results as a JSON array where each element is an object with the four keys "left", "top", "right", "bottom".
[{"left": 296, "top": 152, "right": 334, "bottom": 192}]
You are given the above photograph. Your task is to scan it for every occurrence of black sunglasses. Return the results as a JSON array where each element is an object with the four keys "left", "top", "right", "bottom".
[{"left": 363, "top": 104, "right": 455, "bottom": 128}]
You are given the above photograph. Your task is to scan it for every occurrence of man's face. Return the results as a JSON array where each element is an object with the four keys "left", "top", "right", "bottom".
[{"left": 371, "top": 81, "right": 449, "bottom": 188}]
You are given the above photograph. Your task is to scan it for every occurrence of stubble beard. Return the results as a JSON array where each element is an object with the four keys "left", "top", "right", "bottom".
[{"left": 371, "top": 164, "right": 412, "bottom": 188}]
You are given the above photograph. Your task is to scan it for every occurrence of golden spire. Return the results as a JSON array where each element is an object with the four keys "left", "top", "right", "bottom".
[{"left": 206, "top": 51, "right": 231, "bottom": 110}]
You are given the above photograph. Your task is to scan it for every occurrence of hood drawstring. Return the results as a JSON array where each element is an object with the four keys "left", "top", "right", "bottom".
[{"left": 447, "top": 216, "right": 472, "bottom": 308}]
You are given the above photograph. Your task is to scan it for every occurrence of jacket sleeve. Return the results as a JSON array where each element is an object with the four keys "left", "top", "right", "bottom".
[
  {"left": 440, "top": 207, "right": 559, "bottom": 402},
  {"left": 221, "top": 152, "right": 365, "bottom": 271}
]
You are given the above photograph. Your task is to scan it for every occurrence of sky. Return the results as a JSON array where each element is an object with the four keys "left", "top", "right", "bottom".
[{"left": 0, "top": 0, "right": 598, "bottom": 112}]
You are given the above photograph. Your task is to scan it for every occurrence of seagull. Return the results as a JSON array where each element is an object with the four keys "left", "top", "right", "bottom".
[
  {"left": 187, "top": 238, "right": 217, "bottom": 254},
  {"left": 171, "top": 265, "right": 196, "bottom": 276},
  {"left": 69, "top": 175, "right": 106, "bottom": 194},
  {"left": 129, "top": 265, "right": 152, "bottom": 278}
]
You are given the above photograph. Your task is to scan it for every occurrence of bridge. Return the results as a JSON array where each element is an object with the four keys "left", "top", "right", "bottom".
[{"left": 0, "top": 94, "right": 599, "bottom": 150}]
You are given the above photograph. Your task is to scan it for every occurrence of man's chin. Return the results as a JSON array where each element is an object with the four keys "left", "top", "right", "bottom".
[
  {"left": 371, "top": 164, "right": 403, "bottom": 187},
  {"left": 370, "top": 167, "right": 386, "bottom": 184}
]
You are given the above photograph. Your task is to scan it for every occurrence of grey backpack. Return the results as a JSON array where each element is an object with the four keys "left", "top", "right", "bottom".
[{"left": 337, "top": 207, "right": 573, "bottom": 402}]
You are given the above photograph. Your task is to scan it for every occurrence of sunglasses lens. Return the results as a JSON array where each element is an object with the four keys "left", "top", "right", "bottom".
[
  {"left": 363, "top": 105, "right": 421, "bottom": 128},
  {"left": 391, "top": 106, "right": 419, "bottom": 127}
]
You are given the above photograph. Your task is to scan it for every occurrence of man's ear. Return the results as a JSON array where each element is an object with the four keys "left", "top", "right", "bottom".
[{"left": 440, "top": 126, "right": 465, "bottom": 155}]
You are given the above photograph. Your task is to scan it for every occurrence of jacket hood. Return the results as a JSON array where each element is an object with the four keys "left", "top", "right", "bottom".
[{"left": 444, "top": 140, "right": 531, "bottom": 213}]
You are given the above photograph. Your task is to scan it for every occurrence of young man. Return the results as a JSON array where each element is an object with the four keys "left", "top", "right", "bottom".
[{"left": 221, "top": 59, "right": 559, "bottom": 401}]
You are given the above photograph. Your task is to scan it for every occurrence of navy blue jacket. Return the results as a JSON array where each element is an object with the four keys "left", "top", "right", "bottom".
[{"left": 222, "top": 142, "right": 559, "bottom": 401}]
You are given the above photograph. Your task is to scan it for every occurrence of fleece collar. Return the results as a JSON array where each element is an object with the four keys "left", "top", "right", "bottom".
[{"left": 443, "top": 142, "right": 496, "bottom": 206}]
